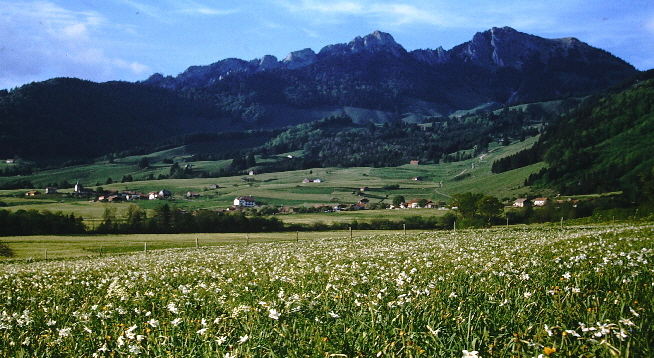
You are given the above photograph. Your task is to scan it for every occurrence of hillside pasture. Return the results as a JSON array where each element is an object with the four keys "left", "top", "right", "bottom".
[{"left": 0, "top": 138, "right": 547, "bottom": 222}]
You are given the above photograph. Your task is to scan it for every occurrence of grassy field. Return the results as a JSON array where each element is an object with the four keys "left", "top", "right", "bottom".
[
  {"left": 0, "top": 229, "right": 422, "bottom": 260},
  {"left": 0, "top": 138, "right": 547, "bottom": 225},
  {"left": 0, "top": 223, "right": 651, "bottom": 357}
]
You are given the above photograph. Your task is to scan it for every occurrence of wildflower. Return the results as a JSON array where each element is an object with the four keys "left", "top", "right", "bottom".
[
  {"left": 614, "top": 329, "right": 628, "bottom": 340},
  {"left": 239, "top": 334, "right": 249, "bottom": 344},
  {"left": 519, "top": 273, "right": 530, "bottom": 280},
  {"left": 544, "top": 324, "right": 553, "bottom": 336},
  {"left": 328, "top": 311, "right": 340, "bottom": 318},
  {"left": 629, "top": 307, "right": 640, "bottom": 317},
  {"left": 167, "top": 302, "right": 179, "bottom": 314},
  {"left": 171, "top": 318, "right": 183, "bottom": 326},
  {"left": 562, "top": 272, "right": 571, "bottom": 279},
  {"left": 543, "top": 346, "right": 556, "bottom": 355},
  {"left": 619, "top": 318, "right": 635, "bottom": 326},
  {"left": 268, "top": 308, "right": 280, "bottom": 320},
  {"left": 197, "top": 328, "right": 208, "bottom": 335},
  {"left": 564, "top": 329, "right": 581, "bottom": 337},
  {"left": 216, "top": 336, "right": 227, "bottom": 345},
  {"left": 128, "top": 344, "right": 142, "bottom": 354},
  {"left": 462, "top": 349, "right": 479, "bottom": 357},
  {"left": 449, "top": 292, "right": 458, "bottom": 298},
  {"left": 58, "top": 327, "right": 72, "bottom": 337},
  {"left": 147, "top": 319, "right": 159, "bottom": 327},
  {"left": 46, "top": 320, "right": 56, "bottom": 326},
  {"left": 523, "top": 291, "right": 532, "bottom": 298}
]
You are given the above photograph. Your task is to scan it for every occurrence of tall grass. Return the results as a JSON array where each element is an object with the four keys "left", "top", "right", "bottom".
[{"left": 1, "top": 224, "right": 651, "bottom": 357}]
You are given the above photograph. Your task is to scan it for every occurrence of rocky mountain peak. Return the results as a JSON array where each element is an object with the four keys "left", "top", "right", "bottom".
[
  {"left": 318, "top": 30, "right": 406, "bottom": 57},
  {"left": 282, "top": 48, "right": 317, "bottom": 69}
]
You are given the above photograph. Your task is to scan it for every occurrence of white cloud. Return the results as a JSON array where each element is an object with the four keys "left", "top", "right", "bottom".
[{"left": 0, "top": 1, "right": 149, "bottom": 88}]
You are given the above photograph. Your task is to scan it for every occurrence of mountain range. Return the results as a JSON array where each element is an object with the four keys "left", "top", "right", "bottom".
[
  {"left": 145, "top": 27, "right": 635, "bottom": 109},
  {"left": 0, "top": 27, "right": 641, "bottom": 162}
]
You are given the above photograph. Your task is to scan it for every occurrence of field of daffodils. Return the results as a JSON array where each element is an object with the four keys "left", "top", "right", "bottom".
[{"left": 1, "top": 224, "right": 652, "bottom": 357}]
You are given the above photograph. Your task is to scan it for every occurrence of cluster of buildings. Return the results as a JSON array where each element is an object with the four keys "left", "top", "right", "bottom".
[{"left": 513, "top": 197, "right": 550, "bottom": 207}]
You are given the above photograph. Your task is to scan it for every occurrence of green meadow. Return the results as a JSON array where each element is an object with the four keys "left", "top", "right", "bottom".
[
  {"left": 0, "top": 224, "right": 651, "bottom": 357},
  {"left": 0, "top": 137, "right": 546, "bottom": 221}
]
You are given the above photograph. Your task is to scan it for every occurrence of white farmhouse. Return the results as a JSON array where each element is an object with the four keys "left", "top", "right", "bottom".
[{"left": 234, "top": 196, "right": 256, "bottom": 207}]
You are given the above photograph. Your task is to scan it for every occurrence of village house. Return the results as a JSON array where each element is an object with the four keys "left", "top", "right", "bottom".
[
  {"left": 122, "top": 191, "right": 143, "bottom": 201},
  {"left": 533, "top": 197, "right": 550, "bottom": 206},
  {"left": 234, "top": 196, "right": 256, "bottom": 207},
  {"left": 74, "top": 182, "right": 94, "bottom": 195},
  {"left": 513, "top": 198, "right": 532, "bottom": 207}
]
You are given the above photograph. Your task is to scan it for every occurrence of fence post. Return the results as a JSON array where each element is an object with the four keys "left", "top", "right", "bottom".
[
  {"left": 246, "top": 234, "right": 249, "bottom": 245},
  {"left": 44, "top": 248, "right": 48, "bottom": 260},
  {"left": 403, "top": 223, "right": 406, "bottom": 235},
  {"left": 144, "top": 242, "right": 147, "bottom": 254},
  {"left": 195, "top": 237, "right": 199, "bottom": 248},
  {"left": 349, "top": 227, "right": 352, "bottom": 239},
  {"left": 296, "top": 231, "right": 299, "bottom": 242}
]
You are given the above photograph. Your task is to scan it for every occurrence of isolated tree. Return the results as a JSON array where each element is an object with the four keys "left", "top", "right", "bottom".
[
  {"left": 0, "top": 241, "right": 14, "bottom": 257},
  {"left": 138, "top": 157, "right": 150, "bottom": 169},
  {"left": 392, "top": 195, "right": 405, "bottom": 207},
  {"left": 477, "top": 195, "right": 504, "bottom": 223},
  {"left": 450, "top": 192, "right": 484, "bottom": 219}
]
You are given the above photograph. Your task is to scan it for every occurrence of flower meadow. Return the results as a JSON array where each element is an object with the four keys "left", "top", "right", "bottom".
[{"left": 1, "top": 225, "right": 652, "bottom": 357}]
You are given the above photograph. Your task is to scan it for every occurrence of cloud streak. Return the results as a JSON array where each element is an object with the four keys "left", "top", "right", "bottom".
[{"left": 0, "top": 1, "right": 149, "bottom": 88}]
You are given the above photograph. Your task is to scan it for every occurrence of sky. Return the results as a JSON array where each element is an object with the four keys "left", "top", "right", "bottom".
[{"left": 2, "top": 0, "right": 654, "bottom": 90}]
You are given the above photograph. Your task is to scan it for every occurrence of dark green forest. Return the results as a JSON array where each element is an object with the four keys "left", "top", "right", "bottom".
[{"left": 500, "top": 73, "right": 654, "bottom": 198}]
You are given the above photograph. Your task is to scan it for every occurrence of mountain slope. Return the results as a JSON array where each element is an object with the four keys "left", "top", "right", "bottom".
[
  {"left": 525, "top": 73, "right": 654, "bottom": 196},
  {"left": 0, "top": 78, "right": 230, "bottom": 160},
  {"left": 0, "top": 28, "right": 640, "bottom": 163}
]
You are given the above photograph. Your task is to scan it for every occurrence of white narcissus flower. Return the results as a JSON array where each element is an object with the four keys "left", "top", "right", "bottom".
[
  {"left": 268, "top": 308, "right": 280, "bottom": 320},
  {"left": 462, "top": 349, "right": 479, "bottom": 358}
]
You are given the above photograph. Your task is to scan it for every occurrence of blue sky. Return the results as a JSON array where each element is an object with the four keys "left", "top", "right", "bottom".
[{"left": 2, "top": 0, "right": 653, "bottom": 90}]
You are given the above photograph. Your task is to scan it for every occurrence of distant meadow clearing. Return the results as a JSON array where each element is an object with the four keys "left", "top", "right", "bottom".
[{"left": 1, "top": 224, "right": 652, "bottom": 357}]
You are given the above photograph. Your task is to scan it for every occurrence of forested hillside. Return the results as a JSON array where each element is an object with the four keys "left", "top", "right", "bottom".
[
  {"left": 0, "top": 78, "right": 230, "bottom": 161},
  {"left": 503, "top": 72, "right": 654, "bottom": 197}
]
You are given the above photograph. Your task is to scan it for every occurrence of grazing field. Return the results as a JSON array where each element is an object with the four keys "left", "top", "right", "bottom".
[
  {"left": 0, "top": 137, "right": 546, "bottom": 220},
  {"left": 1, "top": 224, "right": 652, "bottom": 357}
]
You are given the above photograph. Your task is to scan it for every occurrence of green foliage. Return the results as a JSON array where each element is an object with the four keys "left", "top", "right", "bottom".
[
  {"left": 0, "top": 241, "right": 13, "bottom": 257},
  {"left": 0, "top": 209, "right": 85, "bottom": 236},
  {"left": 530, "top": 77, "right": 654, "bottom": 197},
  {"left": 449, "top": 192, "right": 484, "bottom": 219}
]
